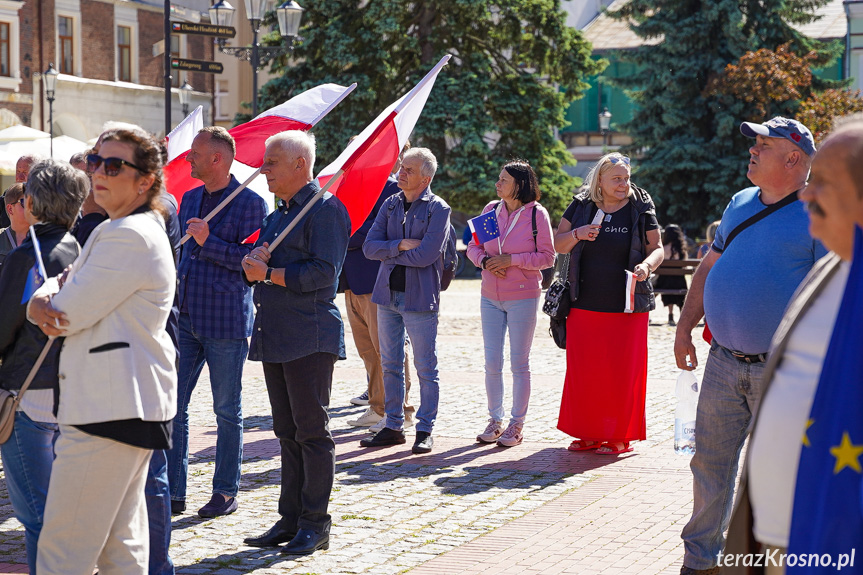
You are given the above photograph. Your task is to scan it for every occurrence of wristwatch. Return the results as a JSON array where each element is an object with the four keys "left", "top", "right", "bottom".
[{"left": 264, "top": 267, "right": 274, "bottom": 285}]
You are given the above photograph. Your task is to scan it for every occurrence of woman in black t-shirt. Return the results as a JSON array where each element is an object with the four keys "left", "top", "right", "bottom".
[{"left": 552, "top": 153, "right": 663, "bottom": 455}]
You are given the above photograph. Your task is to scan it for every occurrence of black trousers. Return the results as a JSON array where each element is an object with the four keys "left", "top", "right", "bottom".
[{"left": 262, "top": 353, "right": 336, "bottom": 532}]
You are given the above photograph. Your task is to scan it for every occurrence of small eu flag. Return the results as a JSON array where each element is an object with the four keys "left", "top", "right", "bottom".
[
  {"left": 467, "top": 211, "right": 500, "bottom": 245},
  {"left": 787, "top": 225, "right": 863, "bottom": 572},
  {"left": 19, "top": 226, "right": 46, "bottom": 305}
]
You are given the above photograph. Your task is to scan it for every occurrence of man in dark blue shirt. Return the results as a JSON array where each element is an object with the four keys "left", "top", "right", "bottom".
[{"left": 241, "top": 130, "right": 350, "bottom": 556}]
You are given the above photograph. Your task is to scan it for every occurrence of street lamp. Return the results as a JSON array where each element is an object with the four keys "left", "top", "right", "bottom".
[
  {"left": 43, "top": 63, "right": 59, "bottom": 158},
  {"left": 211, "top": 0, "right": 303, "bottom": 117},
  {"left": 179, "top": 81, "right": 194, "bottom": 117},
  {"left": 598, "top": 107, "right": 612, "bottom": 147}
]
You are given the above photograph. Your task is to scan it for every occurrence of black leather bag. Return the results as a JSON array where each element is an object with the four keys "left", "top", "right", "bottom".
[{"left": 543, "top": 254, "right": 571, "bottom": 349}]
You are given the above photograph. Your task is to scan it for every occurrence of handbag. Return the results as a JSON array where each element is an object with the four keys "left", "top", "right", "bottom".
[
  {"left": 0, "top": 337, "right": 56, "bottom": 445},
  {"left": 542, "top": 253, "right": 571, "bottom": 319}
]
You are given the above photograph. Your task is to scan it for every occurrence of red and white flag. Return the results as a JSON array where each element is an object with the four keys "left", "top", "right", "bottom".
[
  {"left": 317, "top": 55, "right": 451, "bottom": 234},
  {"left": 166, "top": 105, "right": 203, "bottom": 163},
  {"left": 163, "top": 83, "right": 356, "bottom": 208}
]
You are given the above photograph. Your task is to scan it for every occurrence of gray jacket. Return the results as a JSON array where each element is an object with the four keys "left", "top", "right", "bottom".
[{"left": 363, "top": 186, "right": 452, "bottom": 312}]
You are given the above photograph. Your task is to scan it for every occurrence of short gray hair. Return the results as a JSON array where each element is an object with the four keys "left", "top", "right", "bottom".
[
  {"left": 265, "top": 130, "right": 316, "bottom": 175},
  {"left": 26, "top": 159, "right": 90, "bottom": 230},
  {"left": 403, "top": 147, "right": 438, "bottom": 182}
]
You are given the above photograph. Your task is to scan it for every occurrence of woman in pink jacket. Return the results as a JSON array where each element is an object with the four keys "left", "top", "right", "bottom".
[{"left": 466, "top": 161, "right": 555, "bottom": 446}]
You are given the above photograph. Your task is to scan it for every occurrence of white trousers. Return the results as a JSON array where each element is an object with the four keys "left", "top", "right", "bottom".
[{"left": 36, "top": 425, "right": 152, "bottom": 575}]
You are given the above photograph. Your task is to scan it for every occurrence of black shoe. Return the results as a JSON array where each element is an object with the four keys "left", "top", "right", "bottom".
[
  {"left": 359, "top": 427, "right": 406, "bottom": 447},
  {"left": 198, "top": 494, "right": 238, "bottom": 518},
  {"left": 171, "top": 500, "right": 186, "bottom": 516},
  {"left": 280, "top": 528, "right": 330, "bottom": 556},
  {"left": 244, "top": 523, "right": 297, "bottom": 547},
  {"left": 412, "top": 431, "right": 434, "bottom": 454}
]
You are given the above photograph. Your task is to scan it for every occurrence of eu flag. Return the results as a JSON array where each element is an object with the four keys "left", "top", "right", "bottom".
[
  {"left": 19, "top": 263, "right": 44, "bottom": 305},
  {"left": 787, "top": 225, "right": 863, "bottom": 572},
  {"left": 468, "top": 211, "right": 500, "bottom": 245}
]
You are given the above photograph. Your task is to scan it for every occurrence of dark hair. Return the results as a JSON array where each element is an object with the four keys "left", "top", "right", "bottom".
[
  {"left": 662, "top": 224, "right": 689, "bottom": 259},
  {"left": 26, "top": 160, "right": 89, "bottom": 230},
  {"left": 503, "top": 160, "right": 540, "bottom": 203},
  {"left": 199, "top": 125, "right": 236, "bottom": 158},
  {"left": 99, "top": 128, "right": 168, "bottom": 218}
]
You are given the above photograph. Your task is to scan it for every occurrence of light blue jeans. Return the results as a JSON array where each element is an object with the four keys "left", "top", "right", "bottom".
[
  {"left": 168, "top": 313, "right": 246, "bottom": 503},
  {"left": 481, "top": 296, "right": 539, "bottom": 425},
  {"left": 377, "top": 291, "right": 440, "bottom": 434},
  {"left": 681, "top": 341, "right": 767, "bottom": 570},
  {"left": 0, "top": 411, "right": 58, "bottom": 574}
]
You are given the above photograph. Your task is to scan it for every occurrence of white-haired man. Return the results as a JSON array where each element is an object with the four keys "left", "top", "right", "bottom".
[
  {"left": 241, "top": 131, "right": 350, "bottom": 556},
  {"left": 360, "top": 147, "right": 452, "bottom": 455}
]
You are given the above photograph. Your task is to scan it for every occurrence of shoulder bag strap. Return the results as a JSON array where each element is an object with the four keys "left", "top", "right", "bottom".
[
  {"left": 531, "top": 206, "right": 538, "bottom": 251},
  {"left": 720, "top": 190, "right": 799, "bottom": 253}
]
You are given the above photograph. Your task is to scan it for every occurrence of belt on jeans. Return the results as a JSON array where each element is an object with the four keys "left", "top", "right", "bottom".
[{"left": 718, "top": 344, "right": 766, "bottom": 364}]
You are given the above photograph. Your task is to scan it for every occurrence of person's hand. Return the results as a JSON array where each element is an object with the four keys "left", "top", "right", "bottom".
[
  {"left": 248, "top": 243, "right": 271, "bottom": 264},
  {"left": 575, "top": 224, "right": 600, "bottom": 241},
  {"left": 57, "top": 265, "right": 73, "bottom": 289},
  {"left": 633, "top": 263, "right": 651, "bottom": 282},
  {"left": 185, "top": 217, "right": 210, "bottom": 246},
  {"left": 398, "top": 239, "right": 421, "bottom": 251},
  {"left": 29, "top": 294, "right": 67, "bottom": 337},
  {"left": 485, "top": 254, "right": 512, "bottom": 272},
  {"left": 492, "top": 268, "right": 506, "bottom": 278},
  {"left": 674, "top": 329, "right": 698, "bottom": 370}
]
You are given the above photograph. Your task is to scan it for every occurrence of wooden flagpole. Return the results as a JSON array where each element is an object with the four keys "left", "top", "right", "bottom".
[{"left": 179, "top": 167, "right": 262, "bottom": 246}]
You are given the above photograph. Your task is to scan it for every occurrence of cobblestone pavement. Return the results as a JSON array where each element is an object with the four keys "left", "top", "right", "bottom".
[{"left": 0, "top": 278, "right": 711, "bottom": 574}]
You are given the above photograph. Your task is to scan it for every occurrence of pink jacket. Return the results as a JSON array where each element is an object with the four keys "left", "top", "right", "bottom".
[{"left": 466, "top": 200, "right": 556, "bottom": 301}]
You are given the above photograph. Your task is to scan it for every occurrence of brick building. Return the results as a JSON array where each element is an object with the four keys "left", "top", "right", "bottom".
[{"left": 0, "top": 0, "right": 215, "bottom": 141}]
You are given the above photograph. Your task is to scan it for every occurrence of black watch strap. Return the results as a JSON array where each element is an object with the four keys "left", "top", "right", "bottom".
[{"left": 265, "top": 267, "right": 274, "bottom": 285}]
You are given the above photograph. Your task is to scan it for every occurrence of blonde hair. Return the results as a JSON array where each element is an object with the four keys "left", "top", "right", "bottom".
[{"left": 583, "top": 152, "right": 632, "bottom": 204}]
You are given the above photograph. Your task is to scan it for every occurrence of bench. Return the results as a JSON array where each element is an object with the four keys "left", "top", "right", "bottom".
[{"left": 651, "top": 258, "right": 701, "bottom": 296}]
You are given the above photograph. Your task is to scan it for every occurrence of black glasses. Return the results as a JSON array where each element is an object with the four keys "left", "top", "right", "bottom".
[
  {"left": 609, "top": 156, "right": 631, "bottom": 166},
  {"left": 86, "top": 153, "right": 146, "bottom": 177},
  {"left": 17, "top": 197, "right": 24, "bottom": 207}
]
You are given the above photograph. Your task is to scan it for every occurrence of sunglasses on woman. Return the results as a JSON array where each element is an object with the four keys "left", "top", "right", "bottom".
[
  {"left": 86, "top": 154, "right": 145, "bottom": 177},
  {"left": 609, "top": 156, "right": 631, "bottom": 165}
]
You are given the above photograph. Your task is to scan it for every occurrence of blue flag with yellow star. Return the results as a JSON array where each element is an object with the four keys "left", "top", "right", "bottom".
[
  {"left": 787, "top": 225, "right": 863, "bottom": 572},
  {"left": 467, "top": 210, "right": 500, "bottom": 245}
]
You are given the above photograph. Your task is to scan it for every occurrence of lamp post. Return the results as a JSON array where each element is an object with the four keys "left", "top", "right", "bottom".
[
  {"left": 179, "top": 81, "right": 194, "bottom": 117},
  {"left": 598, "top": 107, "right": 612, "bottom": 148},
  {"left": 210, "top": 0, "right": 303, "bottom": 117},
  {"left": 43, "top": 63, "right": 59, "bottom": 158}
]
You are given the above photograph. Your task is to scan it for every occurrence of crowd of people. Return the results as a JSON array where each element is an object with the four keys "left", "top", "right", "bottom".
[{"left": 0, "top": 109, "right": 858, "bottom": 574}]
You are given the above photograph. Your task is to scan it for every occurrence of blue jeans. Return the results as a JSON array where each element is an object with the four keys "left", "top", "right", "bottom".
[
  {"left": 167, "top": 313, "right": 246, "bottom": 503},
  {"left": 681, "top": 341, "right": 767, "bottom": 569},
  {"left": 0, "top": 411, "right": 58, "bottom": 574},
  {"left": 377, "top": 291, "right": 440, "bottom": 433},
  {"left": 481, "top": 296, "right": 539, "bottom": 425},
  {"left": 145, "top": 449, "right": 174, "bottom": 575}
]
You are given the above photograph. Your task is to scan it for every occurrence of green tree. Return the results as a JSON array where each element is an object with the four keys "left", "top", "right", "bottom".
[
  {"left": 609, "top": 0, "right": 838, "bottom": 232},
  {"left": 256, "top": 0, "right": 603, "bottom": 218}
]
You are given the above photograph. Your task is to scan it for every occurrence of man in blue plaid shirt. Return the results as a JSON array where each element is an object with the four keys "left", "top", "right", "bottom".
[{"left": 167, "top": 127, "right": 267, "bottom": 519}]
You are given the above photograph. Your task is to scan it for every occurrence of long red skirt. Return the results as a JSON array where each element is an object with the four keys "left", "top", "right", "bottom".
[{"left": 557, "top": 308, "right": 648, "bottom": 442}]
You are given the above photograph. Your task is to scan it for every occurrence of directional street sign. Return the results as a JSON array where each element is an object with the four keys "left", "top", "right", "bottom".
[
  {"left": 171, "top": 21, "right": 235, "bottom": 38},
  {"left": 171, "top": 58, "right": 224, "bottom": 74}
]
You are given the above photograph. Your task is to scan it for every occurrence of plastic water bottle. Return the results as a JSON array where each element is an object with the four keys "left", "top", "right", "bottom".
[{"left": 674, "top": 370, "right": 699, "bottom": 454}]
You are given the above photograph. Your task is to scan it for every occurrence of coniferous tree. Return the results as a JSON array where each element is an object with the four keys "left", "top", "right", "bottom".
[
  {"left": 253, "top": 0, "right": 603, "bottom": 217},
  {"left": 610, "top": 0, "right": 838, "bottom": 232}
]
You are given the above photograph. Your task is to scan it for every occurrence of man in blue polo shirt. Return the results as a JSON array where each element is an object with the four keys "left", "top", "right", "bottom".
[{"left": 673, "top": 117, "right": 826, "bottom": 575}]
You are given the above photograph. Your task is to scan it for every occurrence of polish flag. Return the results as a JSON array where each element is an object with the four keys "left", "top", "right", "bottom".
[
  {"left": 317, "top": 55, "right": 451, "bottom": 234},
  {"left": 163, "top": 83, "right": 357, "bottom": 209}
]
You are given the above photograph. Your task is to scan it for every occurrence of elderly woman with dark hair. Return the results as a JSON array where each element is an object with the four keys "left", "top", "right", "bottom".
[
  {"left": 0, "top": 159, "right": 88, "bottom": 574},
  {"left": 466, "top": 161, "right": 555, "bottom": 447},
  {"left": 28, "top": 129, "right": 177, "bottom": 575}
]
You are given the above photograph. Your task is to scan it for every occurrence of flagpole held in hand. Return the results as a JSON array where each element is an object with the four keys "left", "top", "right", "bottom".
[
  {"left": 266, "top": 170, "right": 345, "bottom": 253},
  {"left": 179, "top": 167, "right": 263, "bottom": 246}
]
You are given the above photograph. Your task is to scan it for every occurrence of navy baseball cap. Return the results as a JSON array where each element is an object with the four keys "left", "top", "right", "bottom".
[{"left": 740, "top": 116, "right": 816, "bottom": 156}]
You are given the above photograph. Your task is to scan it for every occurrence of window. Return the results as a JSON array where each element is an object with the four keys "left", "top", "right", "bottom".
[
  {"left": 170, "top": 34, "right": 180, "bottom": 58},
  {"left": 58, "top": 16, "right": 74, "bottom": 74},
  {"left": 215, "top": 80, "right": 230, "bottom": 120},
  {"left": 0, "top": 22, "right": 8, "bottom": 77},
  {"left": 117, "top": 25, "right": 131, "bottom": 81}
]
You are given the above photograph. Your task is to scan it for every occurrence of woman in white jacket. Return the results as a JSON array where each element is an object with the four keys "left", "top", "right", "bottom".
[{"left": 28, "top": 128, "right": 177, "bottom": 575}]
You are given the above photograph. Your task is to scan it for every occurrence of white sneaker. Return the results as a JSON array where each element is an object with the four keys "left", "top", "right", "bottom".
[
  {"left": 369, "top": 414, "right": 414, "bottom": 433},
  {"left": 476, "top": 419, "right": 504, "bottom": 443},
  {"left": 497, "top": 422, "right": 523, "bottom": 447},
  {"left": 347, "top": 407, "right": 383, "bottom": 427}
]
